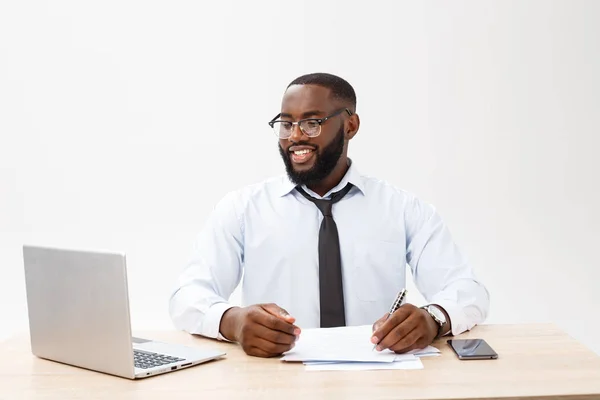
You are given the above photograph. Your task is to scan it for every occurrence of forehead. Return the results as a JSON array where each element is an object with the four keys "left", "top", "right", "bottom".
[{"left": 281, "top": 84, "right": 335, "bottom": 115}]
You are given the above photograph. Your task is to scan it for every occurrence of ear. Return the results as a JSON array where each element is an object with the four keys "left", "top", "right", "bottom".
[{"left": 345, "top": 113, "right": 360, "bottom": 140}]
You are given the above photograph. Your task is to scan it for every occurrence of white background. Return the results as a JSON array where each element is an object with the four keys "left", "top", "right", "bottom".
[{"left": 1, "top": 1, "right": 599, "bottom": 355}]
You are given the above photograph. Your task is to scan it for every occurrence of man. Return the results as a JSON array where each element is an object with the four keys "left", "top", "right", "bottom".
[{"left": 169, "top": 72, "right": 489, "bottom": 358}]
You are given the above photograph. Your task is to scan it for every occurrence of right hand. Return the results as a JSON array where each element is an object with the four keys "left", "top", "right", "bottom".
[{"left": 219, "top": 303, "right": 301, "bottom": 357}]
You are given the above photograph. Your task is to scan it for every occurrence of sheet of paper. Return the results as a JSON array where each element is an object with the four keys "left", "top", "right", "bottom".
[
  {"left": 406, "top": 345, "right": 441, "bottom": 357},
  {"left": 391, "top": 353, "right": 419, "bottom": 362},
  {"left": 280, "top": 325, "right": 397, "bottom": 363},
  {"left": 411, "top": 352, "right": 440, "bottom": 358},
  {"left": 304, "top": 358, "right": 424, "bottom": 371},
  {"left": 395, "top": 345, "right": 441, "bottom": 360},
  {"left": 304, "top": 354, "right": 417, "bottom": 365}
]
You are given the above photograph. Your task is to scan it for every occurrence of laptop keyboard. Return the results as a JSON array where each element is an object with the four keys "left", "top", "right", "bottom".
[{"left": 134, "top": 349, "right": 185, "bottom": 369}]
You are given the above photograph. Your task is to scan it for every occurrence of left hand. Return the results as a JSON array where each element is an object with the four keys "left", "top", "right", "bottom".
[{"left": 370, "top": 303, "right": 438, "bottom": 353}]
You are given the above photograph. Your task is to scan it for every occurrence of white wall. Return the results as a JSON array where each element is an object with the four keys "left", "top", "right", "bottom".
[{"left": 1, "top": 0, "right": 599, "bottom": 353}]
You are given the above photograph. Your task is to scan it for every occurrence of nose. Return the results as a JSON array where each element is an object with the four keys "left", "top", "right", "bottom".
[{"left": 288, "top": 123, "right": 304, "bottom": 143}]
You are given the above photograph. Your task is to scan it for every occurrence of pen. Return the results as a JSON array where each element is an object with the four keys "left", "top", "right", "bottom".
[{"left": 372, "top": 289, "right": 407, "bottom": 350}]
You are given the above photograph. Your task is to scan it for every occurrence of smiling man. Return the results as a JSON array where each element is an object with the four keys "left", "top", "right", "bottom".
[{"left": 169, "top": 73, "right": 490, "bottom": 358}]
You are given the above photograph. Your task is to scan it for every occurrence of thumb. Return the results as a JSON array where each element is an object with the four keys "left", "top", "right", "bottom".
[
  {"left": 372, "top": 314, "right": 388, "bottom": 332},
  {"left": 262, "top": 303, "right": 296, "bottom": 323},
  {"left": 372, "top": 321, "right": 382, "bottom": 332}
]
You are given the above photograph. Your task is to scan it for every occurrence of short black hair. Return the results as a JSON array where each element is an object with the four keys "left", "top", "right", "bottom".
[{"left": 287, "top": 72, "right": 356, "bottom": 110}]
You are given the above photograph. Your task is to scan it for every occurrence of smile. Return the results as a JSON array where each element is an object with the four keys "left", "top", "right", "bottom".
[{"left": 289, "top": 148, "right": 315, "bottom": 164}]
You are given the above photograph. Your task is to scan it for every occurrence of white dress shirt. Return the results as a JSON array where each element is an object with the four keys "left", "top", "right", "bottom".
[{"left": 169, "top": 160, "right": 489, "bottom": 340}]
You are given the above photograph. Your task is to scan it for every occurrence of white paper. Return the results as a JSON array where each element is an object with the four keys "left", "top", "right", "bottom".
[
  {"left": 304, "top": 358, "right": 424, "bottom": 371},
  {"left": 281, "top": 325, "right": 397, "bottom": 363},
  {"left": 406, "top": 345, "right": 441, "bottom": 357},
  {"left": 305, "top": 354, "right": 417, "bottom": 365},
  {"left": 391, "top": 353, "right": 419, "bottom": 362},
  {"left": 411, "top": 352, "right": 440, "bottom": 358}
]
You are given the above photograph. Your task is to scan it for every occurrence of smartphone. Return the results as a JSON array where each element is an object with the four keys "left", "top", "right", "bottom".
[{"left": 447, "top": 339, "right": 498, "bottom": 360}]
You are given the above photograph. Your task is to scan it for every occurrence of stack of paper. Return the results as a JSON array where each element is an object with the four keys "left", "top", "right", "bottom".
[{"left": 280, "top": 325, "right": 440, "bottom": 371}]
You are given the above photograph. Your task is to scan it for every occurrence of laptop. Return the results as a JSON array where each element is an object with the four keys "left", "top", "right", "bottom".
[{"left": 22, "top": 244, "right": 226, "bottom": 379}]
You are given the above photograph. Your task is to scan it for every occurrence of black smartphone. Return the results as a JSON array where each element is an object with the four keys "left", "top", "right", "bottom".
[{"left": 447, "top": 339, "right": 498, "bottom": 360}]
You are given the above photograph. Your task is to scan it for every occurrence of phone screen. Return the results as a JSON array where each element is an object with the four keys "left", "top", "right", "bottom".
[{"left": 447, "top": 339, "right": 498, "bottom": 359}]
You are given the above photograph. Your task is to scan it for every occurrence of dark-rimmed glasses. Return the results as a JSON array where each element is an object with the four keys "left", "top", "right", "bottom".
[{"left": 268, "top": 108, "right": 352, "bottom": 139}]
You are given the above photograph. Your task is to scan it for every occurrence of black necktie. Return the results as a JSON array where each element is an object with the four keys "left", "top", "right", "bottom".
[{"left": 296, "top": 183, "right": 353, "bottom": 328}]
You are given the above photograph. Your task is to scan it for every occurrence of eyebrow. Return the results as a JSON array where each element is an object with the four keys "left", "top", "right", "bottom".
[{"left": 279, "top": 110, "right": 325, "bottom": 119}]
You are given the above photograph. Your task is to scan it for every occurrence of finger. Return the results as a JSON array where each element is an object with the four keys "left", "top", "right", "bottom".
[
  {"left": 245, "top": 347, "right": 273, "bottom": 358},
  {"left": 250, "top": 337, "right": 294, "bottom": 357},
  {"left": 262, "top": 303, "right": 297, "bottom": 324},
  {"left": 252, "top": 307, "right": 300, "bottom": 336},
  {"left": 261, "top": 304, "right": 302, "bottom": 334},
  {"left": 252, "top": 323, "right": 297, "bottom": 345},
  {"left": 393, "top": 341, "right": 422, "bottom": 354},
  {"left": 375, "top": 312, "right": 420, "bottom": 351},
  {"left": 371, "top": 306, "right": 412, "bottom": 345},
  {"left": 389, "top": 325, "right": 422, "bottom": 353}
]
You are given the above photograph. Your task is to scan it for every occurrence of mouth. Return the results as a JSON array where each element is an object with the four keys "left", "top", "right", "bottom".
[{"left": 289, "top": 147, "right": 316, "bottom": 164}]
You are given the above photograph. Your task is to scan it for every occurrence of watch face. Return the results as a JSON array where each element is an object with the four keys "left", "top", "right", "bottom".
[{"left": 429, "top": 306, "right": 446, "bottom": 324}]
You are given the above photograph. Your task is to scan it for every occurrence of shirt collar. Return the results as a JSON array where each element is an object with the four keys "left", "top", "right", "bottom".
[{"left": 277, "top": 158, "right": 366, "bottom": 198}]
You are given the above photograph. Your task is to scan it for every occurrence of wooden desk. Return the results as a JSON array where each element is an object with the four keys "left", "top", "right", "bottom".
[{"left": 1, "top": 324, "right": 600, "bottom": 400}]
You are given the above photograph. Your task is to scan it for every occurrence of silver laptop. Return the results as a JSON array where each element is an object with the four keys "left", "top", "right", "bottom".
[{"left": 22, "top": 245, "right": 226, "bottom": 379}]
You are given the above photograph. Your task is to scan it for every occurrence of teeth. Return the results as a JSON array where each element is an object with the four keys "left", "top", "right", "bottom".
[{"left": 294, "top": 149, "right": 312, "bottom": 155}]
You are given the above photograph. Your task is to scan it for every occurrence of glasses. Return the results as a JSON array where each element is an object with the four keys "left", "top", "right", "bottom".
[{"left": 268, "top": 108, "right": 352, "bottom": 139}]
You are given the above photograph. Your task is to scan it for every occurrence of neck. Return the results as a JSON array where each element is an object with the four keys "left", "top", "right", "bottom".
[{"left": 307, "top": 156, "right": 349, "bottom": 197}]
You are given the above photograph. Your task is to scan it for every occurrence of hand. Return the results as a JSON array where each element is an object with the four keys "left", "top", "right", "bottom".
[
  {"left": 219, "top": 303, "right": 301, "bottom": 358},
  {"left": 370, "top": 303, "right": 438, "bottom": 353}
]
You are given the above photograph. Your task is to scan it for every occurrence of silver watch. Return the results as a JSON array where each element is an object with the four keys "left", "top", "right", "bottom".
[{"left": 422, "top": 305, "right": 447, "bottom": 337}]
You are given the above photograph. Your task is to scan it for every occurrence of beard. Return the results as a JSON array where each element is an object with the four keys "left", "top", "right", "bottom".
[{"left": 278, "top": 126, "right": 345, "bottom": 187}]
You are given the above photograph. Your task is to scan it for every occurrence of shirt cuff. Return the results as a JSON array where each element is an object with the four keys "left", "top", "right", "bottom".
[
  {"left": 195, "top": 302, "right": 236, "bottom": 342},
  {"left": 430, "top": 300, "right": 475, "bottom": 336}
]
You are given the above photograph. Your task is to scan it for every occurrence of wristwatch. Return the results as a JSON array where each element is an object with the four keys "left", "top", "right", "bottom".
[{"left": 421, "top": 305, "right": 447, "bottom": 338}]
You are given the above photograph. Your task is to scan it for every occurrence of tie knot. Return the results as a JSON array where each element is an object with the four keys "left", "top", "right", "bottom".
[
  {"left": 296, "top": 183, "right": 353, "bottom": 217},
  {"left": 314, "top": 200, "right": 333, "bottom": 217}
]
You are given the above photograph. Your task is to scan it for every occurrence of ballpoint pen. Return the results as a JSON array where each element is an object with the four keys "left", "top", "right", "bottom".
[{"left": 372, "top": 288, "right": 407, "bottom": 350}]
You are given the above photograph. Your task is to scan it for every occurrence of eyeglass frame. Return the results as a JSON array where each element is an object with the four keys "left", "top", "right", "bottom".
[{"left": 268, "top": 108, "right": 353, "bottom": 139}]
